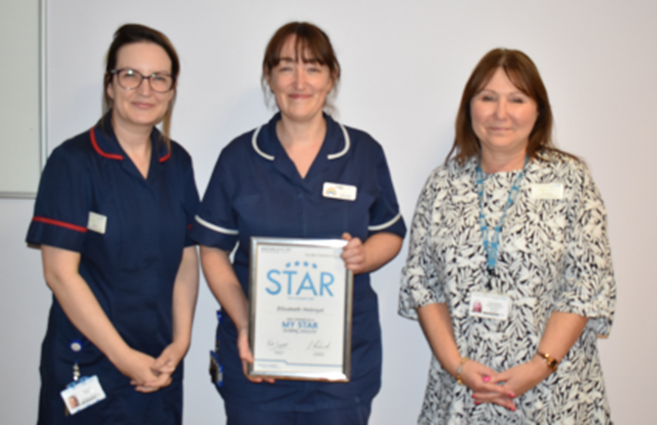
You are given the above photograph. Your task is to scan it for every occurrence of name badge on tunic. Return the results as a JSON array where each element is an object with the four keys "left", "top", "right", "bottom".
[
  {"left": 530, "top": 183, "right": 564, "bottom": 200},
  {"left": 469, "top": 292, "right": 510, "bottom": 321},
  {"left": 322, "top": 182, "right": 357, "bottom": 201},
  {"left": 87, "top": 212, "right": 107, "bottom": 234},
  {"left": 60, "top": 375, "right": 106, "bottom": 415}
]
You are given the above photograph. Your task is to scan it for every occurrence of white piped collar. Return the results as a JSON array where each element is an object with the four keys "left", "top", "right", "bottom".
[
  {"left": 251, "top": 117, "right": 351, "bottom": 162},
  {"left": 251, "top": 126, "right": 272, "bottom": 160}
]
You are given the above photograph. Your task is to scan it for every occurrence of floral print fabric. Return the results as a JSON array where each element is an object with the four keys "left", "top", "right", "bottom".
[{"left": 399, "top": 151, "right": 616, "bottom": 424}]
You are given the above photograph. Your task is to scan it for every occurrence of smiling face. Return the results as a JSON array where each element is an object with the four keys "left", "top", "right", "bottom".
[
  {"left": 106, "top": 41, "right": 174, "bottom": 131},
  {"left": 266, "top": 36, "right": 334, "bottom": 124},
  {"left": 470, "top": 67, "right": 539, "bottom": 159}
]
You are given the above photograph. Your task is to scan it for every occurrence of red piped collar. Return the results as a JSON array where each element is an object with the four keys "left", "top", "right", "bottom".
[
  {"left": 89, "top": 125, "right": 171, "bottom": 163},
  {"left": 90, "top": 127, "right": 124, "bottom": 160}
]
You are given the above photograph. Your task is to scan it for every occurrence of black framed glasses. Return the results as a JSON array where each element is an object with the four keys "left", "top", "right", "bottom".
[{"left": 110, "top": 68, "right": 175, "bottom": 93}]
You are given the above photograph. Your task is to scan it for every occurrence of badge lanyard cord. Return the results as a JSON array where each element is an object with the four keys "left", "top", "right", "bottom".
[
  {"left": 65, "top": 339, "right": 83, "bottom": 416},
  {"left": 476, "top": 155, "right": 529, "bottom": 283},
  {"left": 70, "top": 339, "right": 83, "bottom": 382}
]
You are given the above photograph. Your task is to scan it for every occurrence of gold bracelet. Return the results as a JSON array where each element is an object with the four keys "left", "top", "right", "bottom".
[
  {"left": 536, "top": 351, "right": 559, "bottom": 372},
  {"left": 456, "top": 357, "right": 470, "bottom": 385}
]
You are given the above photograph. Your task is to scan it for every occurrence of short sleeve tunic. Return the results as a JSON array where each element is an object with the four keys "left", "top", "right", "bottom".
[
  {"left": 399, "top": 152, "right": 616, "bottom": 424},
  {"left": 26, "top": 115, "right": 199, "bottom": 425},
  {"left": 190, "top": 113, "right": 406, "bottom": 412}
]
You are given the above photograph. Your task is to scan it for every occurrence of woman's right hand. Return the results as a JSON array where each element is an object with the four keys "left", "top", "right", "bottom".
[
  {"left": 237, "top": 327, "right": 275, "bottom": 384},
  {"left": 200, "top": 247, "right": 276, "bottom": 384},
  {"left": 459, "top": 360, "right": 516, "bottom": 411},
  {"left": 114, "top": 348, "right": 172, "bottom": 393},
  {"left": 416, "top": 304, "right": 517, "bottom": 411}
]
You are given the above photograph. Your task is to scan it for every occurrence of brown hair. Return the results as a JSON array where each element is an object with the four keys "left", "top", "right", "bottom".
[
  {"left": 103, "top": 24, "right": 180, "bottom": 150},
  {"left": 447, "top": 48, "right": 564, "bottom": 164},
  {"left": 261, "top": 22, "right": 341, "bottom": 109}
]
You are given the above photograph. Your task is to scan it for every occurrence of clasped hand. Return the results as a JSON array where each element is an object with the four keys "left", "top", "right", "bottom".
[
  {"left": 118, "top": 343, "right": 186, "bottom": 393},
  {"left": 460, "top": 357, "right": 552, "bottom": 411}
]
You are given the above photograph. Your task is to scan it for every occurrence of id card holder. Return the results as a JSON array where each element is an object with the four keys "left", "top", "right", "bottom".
[
  {"left": 209, "top": 310, "right": 223, "bottom": 386},
  {"left": 469, "top": 292, "right": 510, "bottom": 321},
  {"left": 209, "top": 350, "right": 223, "bottom": 387},
  {"left": 60, "top": 375, "right": 106, "bottom": 415}
]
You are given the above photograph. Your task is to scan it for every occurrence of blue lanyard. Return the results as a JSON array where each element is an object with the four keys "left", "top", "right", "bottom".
[{"left": 476, "top": 156, "right": 528, "bottom": 273}]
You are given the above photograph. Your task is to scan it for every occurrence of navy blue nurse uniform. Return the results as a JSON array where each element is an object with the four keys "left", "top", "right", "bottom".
[
  {"left": 190, "top": 113, "right": 406, "bottom": 415},
  {"left": 26, "top": 114, "right": 199, "bottom": 425}
]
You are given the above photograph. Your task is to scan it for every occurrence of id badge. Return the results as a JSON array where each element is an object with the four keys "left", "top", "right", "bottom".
[
  {"left": 60, "top": 375, "right": 106, "bottom": 415},
  {"left": 87, "top": 212, "right": 107, "bottom": 234},
  {"left": 469, "top": 292, "right": 510, "bottom": 321},
  {"left": 530, "top": 183, "right": 564, "bottom": 200},
  {"left": 322, "top": 182, "right": 357, "bottom": 201}
]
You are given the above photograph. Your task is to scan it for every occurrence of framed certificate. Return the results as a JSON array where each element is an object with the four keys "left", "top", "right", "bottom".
[{"left": 248, "top": 237, "right": 353, "bottom": 381}]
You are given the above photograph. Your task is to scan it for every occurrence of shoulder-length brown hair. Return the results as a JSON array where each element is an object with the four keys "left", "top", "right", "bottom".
[
  {"left": 102, "top": 24, "right": 180, "bottom": 151},
  {"left": 261, "top": 22, "right": 341, "bottom": 110},
  {"left": 447, "top": 48, "right": 561, "bottom": 164}
]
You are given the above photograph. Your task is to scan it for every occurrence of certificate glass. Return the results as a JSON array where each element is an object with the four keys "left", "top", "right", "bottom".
[{"left": 248, "top": 237, "right": 353, "bottom": 381}]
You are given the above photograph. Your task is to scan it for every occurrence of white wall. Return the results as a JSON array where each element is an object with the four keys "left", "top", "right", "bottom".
[
  {"left": 0, "top": 0, "right": 41, "bottom": 197},
  {"left": 1, "top": 1, "right": 655, "bottom": 423}
]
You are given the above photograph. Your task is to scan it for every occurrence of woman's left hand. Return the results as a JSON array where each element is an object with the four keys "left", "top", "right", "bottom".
[
  {"left": 340, "top": 233, "right": 366, "bottom": 274},
  {"left": 472, "top": 357, "right": 551, "bottom": 403},
  {"left": 132, "top": 342, "right": 187, "bottom": 392},
  {"left": 340, "top": 232, "right": 403, "bottom": 275},
  {"left": 152, "top": 341, "right": 187, "bottom": 376}
]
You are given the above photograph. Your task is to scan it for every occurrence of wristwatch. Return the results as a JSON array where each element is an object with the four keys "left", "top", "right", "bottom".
[{"left": 536, "top": 351, "right": 559, "bottom": 372}]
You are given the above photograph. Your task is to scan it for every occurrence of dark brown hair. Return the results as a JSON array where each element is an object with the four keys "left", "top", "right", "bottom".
[
  {"left": 103, "top": 24, "right": 180, "bottom": 149},
  {"left": 447, "top": 48, "right": 561, "bottom": 164},
  {"left": 261, "top": 22, "right": 340, "bottom": 108}
]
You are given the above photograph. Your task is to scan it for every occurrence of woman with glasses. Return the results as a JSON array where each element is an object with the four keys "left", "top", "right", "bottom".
[{"left": 26, "top": 24, "right": 199, "bottom": 424}]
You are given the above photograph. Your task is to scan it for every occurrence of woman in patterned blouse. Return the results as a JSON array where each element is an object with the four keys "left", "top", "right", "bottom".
[{"left": 399, "top": 48, "right": 616, "bottom": 424}]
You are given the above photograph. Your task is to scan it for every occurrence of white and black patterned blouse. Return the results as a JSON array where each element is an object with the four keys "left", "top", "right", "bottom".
[{"left": 399, "top": 151, "right": 616, "bottom": 424}]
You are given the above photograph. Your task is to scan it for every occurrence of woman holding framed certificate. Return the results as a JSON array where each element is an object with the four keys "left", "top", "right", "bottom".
[{"left": 191, "top": 22, "right": 406, "bottom": 425}]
